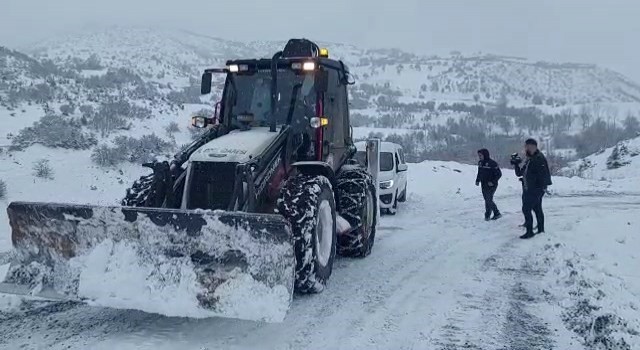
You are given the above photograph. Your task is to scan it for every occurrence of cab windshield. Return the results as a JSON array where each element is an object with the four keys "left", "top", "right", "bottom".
[{"left": 222, "top": 70, "right": 317, "bottom": 130}]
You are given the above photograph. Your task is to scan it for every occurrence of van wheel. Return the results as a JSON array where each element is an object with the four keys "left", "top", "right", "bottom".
[
  {"left": 387, "top": 192, "right": 398, "bottom": 215},
  {"left": 398, "top": 185, "right": 407, "bottom": 202}
]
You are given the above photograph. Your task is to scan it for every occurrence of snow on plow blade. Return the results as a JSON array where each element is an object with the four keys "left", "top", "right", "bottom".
[{"left": 1, "top": 202, "right": 295, "bottom": 322}]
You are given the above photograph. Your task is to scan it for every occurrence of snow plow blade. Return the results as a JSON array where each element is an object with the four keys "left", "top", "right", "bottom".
[{"left": 2, "top": 202, "right": 295, "bottom": 322}]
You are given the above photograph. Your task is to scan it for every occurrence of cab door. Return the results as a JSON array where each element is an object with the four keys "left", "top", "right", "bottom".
[{"left": 323, "top": 69, "right": 348, "bottom": 171}]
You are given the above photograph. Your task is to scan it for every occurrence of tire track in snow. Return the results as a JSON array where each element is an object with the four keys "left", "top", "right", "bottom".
[
  {"left": 334, "top": 196, "right": 517, "bottom": 350},
  {"left": 433, "top": 221, "right": 556, "bottom": 350},
  {"left": 282, "top": 195, "right": 454, "bottom": 349},
  {"left": 4, "top": 189, "right": 624, "bottom": 349}
]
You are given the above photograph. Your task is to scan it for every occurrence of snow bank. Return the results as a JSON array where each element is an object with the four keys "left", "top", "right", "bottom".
[
  {"left": 531, "top": 209, "right": 640, "bottom": 349},
  {"left": 404, "top": 159, "right": 630, "bottom": 203},
  {"left": 561, "top": 136, "right": 640, "bottom": 183}
]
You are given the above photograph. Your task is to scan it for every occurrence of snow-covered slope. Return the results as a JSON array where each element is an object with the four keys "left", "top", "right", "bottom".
[
  {"left": 23, "top": 26, "right": 640, "bottom": 106},
  {"left": 3, "top": 26, "right": 640, "bottom": 168},
  {"left": 2, "top": 24, "right": 640, "bottom": 350},
  {"left": 561, "top": 135, "right": 640, "bottom": 182}
]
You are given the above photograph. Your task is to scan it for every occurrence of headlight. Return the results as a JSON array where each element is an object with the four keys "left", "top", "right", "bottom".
[
  {"left": 379, "top": 180, "right": 394, "bottom": 189},
  {"left": 309, "top": 117, "right": 329, "bottom": 129},
  {"left": 310, "top": 117, "right": 321, "bottom": 128}
]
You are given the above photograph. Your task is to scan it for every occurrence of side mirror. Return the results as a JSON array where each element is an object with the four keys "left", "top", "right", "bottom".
[
  {"left": 201, "top": 72, "right": 212, "bottom": 95},
  {"left": 191, "top": 115, "right": 214, "bottom": 128},
  {"left": 214, "top": 101, "right": 222, "bottom": 123},
  {"left": 397, "top": 163, "right": 408, "bottom": 172},
  {"left": 315, "top": 70, "right": 329, "bottom": 93}
]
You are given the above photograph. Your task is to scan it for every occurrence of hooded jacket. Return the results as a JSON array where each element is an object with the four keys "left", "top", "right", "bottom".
[{"left": 476, "top": 149, "right": 502, "bottom": 186}]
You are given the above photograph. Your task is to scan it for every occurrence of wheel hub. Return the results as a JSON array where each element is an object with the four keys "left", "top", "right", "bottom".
[
  {"left": 316, "top": 199, "right": 334, "bottom": 266},
  {"left": 362, "top": 190, "right": 374, "bottom": 239}
]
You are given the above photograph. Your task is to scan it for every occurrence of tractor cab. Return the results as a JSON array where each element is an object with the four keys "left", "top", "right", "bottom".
[{"left": 198, "top": 39, "right": 355, "bottom": 168}]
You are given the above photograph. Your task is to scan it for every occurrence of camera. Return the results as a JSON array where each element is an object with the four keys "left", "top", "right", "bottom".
[{"left": 510, "top": 152, "right": 522, "bottom": 166}]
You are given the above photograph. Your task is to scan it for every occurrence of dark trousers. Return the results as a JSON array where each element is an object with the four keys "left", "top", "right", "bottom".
[
  {"left": 482, "top": 184, "right": 500, "bottom": 218},
  {"left": 522, "top": 190, "right": 545, "bottom": 233}
]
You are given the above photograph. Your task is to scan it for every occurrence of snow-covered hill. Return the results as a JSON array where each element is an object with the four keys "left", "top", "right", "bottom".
[
  {"left": 6, "top": 26, "right": 640, "bottom": 168},
  {"left": 21, "top": 26, "right": 640, "bottom": 107},
  {"left": 2, "top": 24, "right": 640, "bottom": 350},
  {"left": 561, "top": 135, "right": 640, "bottom": 182}
]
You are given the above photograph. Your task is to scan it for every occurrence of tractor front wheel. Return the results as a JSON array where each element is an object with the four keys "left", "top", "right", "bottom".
[{"left": 277, "top": 174, "right": 337, "bottom": 293}]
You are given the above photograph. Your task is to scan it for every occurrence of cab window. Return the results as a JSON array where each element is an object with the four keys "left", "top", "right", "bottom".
[{"left": 380, "top": 152, "right": 394, "bottom": 171}]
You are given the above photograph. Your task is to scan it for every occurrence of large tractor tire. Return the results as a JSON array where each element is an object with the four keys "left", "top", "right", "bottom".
[
  {"left": 277, "top": 174, "right": 337, "bottom": 293},
  {"left": 335, "top": 165, "right": 377, "bottom": 257},
  {"left": 122, "top": 173, "right": 156, "bottom": 206}
]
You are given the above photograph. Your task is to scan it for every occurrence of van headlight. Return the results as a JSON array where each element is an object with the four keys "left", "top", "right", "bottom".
[{"left": 379, "top": 180, "right": 394, "bottom": 189}]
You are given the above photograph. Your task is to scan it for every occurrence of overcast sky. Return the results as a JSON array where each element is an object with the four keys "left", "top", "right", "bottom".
[{"left": 2, "top": 0, "right": 639, "bottom": 81}]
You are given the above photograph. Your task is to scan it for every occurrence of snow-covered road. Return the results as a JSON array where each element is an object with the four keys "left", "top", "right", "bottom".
[{"left": 1, "top": 161, "right": 639, "bottom": 350}]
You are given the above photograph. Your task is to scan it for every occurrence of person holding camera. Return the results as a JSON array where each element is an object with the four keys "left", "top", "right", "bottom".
[
  {"left": 475, "top": 148, "right": 502, "bottom": 221},
  {"left": 513, "top": 138, "right": 552, "bottom": 239},
  {"left": 510, "top": 152, "right": 529, "bottom": 228}
]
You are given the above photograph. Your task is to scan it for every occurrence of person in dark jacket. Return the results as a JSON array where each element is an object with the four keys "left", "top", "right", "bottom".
[
  {"left": 475, "top": 148, "right": 502, "bottom": 221},
  {"left": 517, "top": 138, "right": 552, "bottom": 239},
  {"left": 511, "top": 153, "right": 535, "bottom": 229}
]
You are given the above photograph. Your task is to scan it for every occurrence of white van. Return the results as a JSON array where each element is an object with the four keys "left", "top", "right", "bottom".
[{"left": 354, "top": 141, "right": 408, "bottom": 215}]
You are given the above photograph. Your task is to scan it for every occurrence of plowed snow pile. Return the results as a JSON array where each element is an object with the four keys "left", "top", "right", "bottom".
[{"left": 73, "top": 239, "right": 290, "bottom": 322}]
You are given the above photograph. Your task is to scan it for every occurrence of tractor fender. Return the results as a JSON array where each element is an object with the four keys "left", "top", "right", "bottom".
[{"left": 291, "top": 161, "right": 336, "bottom": 187}]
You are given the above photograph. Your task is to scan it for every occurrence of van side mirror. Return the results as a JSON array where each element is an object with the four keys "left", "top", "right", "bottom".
[
  {"left": 397, "top": 163, "right": 408, "bottom": 172},
  {"left": 315, "top": 70, "right": 328, "bottom": 93},
  {"left": 214, "top": 101, "right": 222, "bottom": 123},
  {"left": 201, "top": 72, "right": 212, "bottom": 95}
]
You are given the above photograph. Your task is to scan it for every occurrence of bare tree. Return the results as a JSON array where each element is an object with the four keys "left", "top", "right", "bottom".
[
  {"left": 579, "top": 105, "right": 592, "bottom": 129},
  {"left": 33, "top": 159, "right": 54, "bottom": 180},
  {"left": 623, "top": 112, "right": 640, "bottom": 137},
  {"left": 0, "top": 179, "right": 6, "bottom": 200}
]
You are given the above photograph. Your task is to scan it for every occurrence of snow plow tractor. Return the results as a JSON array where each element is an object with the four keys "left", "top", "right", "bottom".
[{"left": 1, "top": 39, "right": 380, "bottom": 322}]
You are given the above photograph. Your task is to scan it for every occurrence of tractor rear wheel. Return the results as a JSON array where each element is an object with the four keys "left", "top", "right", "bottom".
[
  {"left": 335, "top": 166, "right": 377, "bottom": 257},
  {"left": 277, "top": 174, "right": 337, "bottom": 293}
]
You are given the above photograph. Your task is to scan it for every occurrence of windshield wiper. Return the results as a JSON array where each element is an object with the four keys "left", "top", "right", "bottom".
[{"left": 286, "top": 83, "right": 303, "bottom": 126}]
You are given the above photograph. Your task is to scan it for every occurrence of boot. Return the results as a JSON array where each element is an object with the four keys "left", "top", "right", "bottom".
[
  {"left": 491, "top": 213, "right": 502, "bottom": 220},
  {"left": 520, "top": 231, "right": 536, "bottom": 239},
  {"left": 536, "top": 226, "right": 545, "bottom": 234}
]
